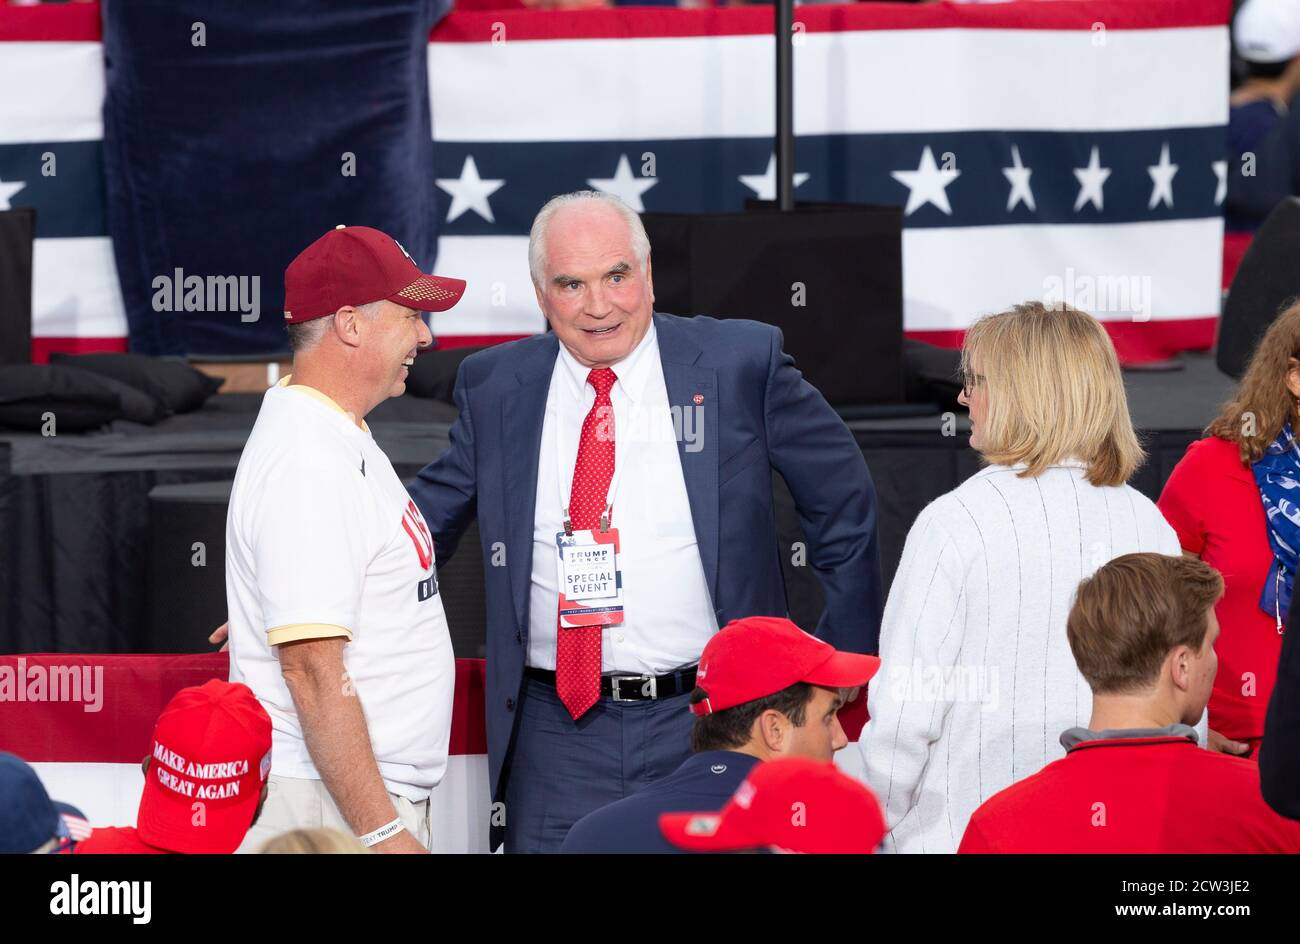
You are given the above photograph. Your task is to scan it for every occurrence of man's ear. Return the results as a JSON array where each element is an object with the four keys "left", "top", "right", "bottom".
[
  {"left": 645, "top": 253, "right": 655, "bottom": 307},
  {"left": 1168, "top": 645, "right": 1194, "bottom": 692},
  {"left": 332, "top": 306, "right": 363, "bottom": 349},
  {"left": 533, "top": 279, "right": 547, "bottom": 314},
  {"left": 757, "top": 708, "right": 786, "bottom": 753},
  {"left": 141, "top": 755, "right": 150, "bottom": 776}
]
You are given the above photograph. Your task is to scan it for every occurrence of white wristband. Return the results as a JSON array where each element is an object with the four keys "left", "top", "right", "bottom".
[{"left": 359, "top": 818, "right": 405, "bottom": 847}]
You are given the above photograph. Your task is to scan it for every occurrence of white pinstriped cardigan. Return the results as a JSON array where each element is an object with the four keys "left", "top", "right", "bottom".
[{"left": 857, "top": 461, "right": 1201, "bottom": 854}]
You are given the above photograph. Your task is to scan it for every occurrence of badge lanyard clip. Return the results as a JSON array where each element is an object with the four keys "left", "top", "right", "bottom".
[{"left": 562, "top": 505, "right": 611, "bottom": 536}]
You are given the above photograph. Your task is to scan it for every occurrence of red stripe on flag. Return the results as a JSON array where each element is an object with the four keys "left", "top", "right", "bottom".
[
  {"left": 1223, "top": 230, "right": 1253, "bottom": 291},
  {"left": 31, "top": 336, "right": 520, "bottom": 364},
  {"left": 31, "top": 336, "right": 129, "bottom": 365},
  {"left": 433, "top": 333, "right": 531, "bottom": 350},
  {"left": 431, "top": 0, "right": 1230, "bottom": 44},
  {"left": 0, "top": 3, "right": 102, "bottom": 42},
  {"left": 908, "top": 316, "right": 1218, "bottom": 366},
  {"left": 0, "top": 653, "right": 488, "bottom": 763}
]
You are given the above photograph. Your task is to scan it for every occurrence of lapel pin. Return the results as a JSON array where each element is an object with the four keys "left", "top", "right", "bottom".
[{"left": 693, "top": 394, "right": 704, "bottom": 405}]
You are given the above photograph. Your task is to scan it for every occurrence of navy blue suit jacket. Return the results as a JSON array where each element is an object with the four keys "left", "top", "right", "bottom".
[
  {"left": 559, "top": 750, "right": 760, "bottom": 854},
  {"left": 409, "top": 313, "right": 883, "bottom": 800}
]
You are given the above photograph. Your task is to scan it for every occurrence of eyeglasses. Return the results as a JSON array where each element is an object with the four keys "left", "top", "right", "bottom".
[{"left": 961, "top": 371, "right": 986, "bottom": 399}]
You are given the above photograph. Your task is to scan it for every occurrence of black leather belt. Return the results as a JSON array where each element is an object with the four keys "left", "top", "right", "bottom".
[{"left": 525, "top": 665, "right": 698, "bottom": 702}]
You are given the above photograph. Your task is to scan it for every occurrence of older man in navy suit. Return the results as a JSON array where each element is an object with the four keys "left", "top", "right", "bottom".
[{"left": 409, "top": 191, "right": 882, "bottom": 853}]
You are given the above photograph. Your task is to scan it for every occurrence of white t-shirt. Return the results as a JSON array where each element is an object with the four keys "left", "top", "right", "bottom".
[{"left": 226, "top": 380, "right": 454, "bottom": 800}]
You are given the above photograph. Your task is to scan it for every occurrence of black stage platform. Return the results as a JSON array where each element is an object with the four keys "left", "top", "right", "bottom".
[{"left": 0, "top": 353, "right": 1236, "bottom": 655}]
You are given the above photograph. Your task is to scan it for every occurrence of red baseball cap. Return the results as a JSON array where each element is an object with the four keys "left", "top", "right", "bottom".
[
  {"left": 135, "top": 679, "right": 272, "bottom": 854},
  {"left": 691, "top": 617, "right": 880, "bottom": 716},
  {"left": 660, "top": 757, "right": 886, "bottom": 854},
  {"left": 283, "top": 224, "right": 466, "bottom": 323}
]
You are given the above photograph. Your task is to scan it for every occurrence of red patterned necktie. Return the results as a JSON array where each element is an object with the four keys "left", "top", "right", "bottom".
[{"left": 556, "top": 367, "right": 617, "bottom": 720}]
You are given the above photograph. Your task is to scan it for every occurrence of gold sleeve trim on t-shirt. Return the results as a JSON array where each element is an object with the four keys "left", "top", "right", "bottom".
[{"left": 266, "top": 623, "right": 353, "bottom": 646}]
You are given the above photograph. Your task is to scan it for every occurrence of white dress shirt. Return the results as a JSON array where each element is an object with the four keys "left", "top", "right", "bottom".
[{"left": 527, "top": 322, "right": 718, "bottom": 673}]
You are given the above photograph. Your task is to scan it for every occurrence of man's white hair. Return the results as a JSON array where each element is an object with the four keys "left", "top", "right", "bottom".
[
  {"left": 528, "top": 190, "right": 651, "bottom": 287},
  {"left": 286, "top": 299, "right": 384, "bottom": 353}
]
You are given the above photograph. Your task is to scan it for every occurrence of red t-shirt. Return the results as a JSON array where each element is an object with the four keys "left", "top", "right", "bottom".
[
  {"left": 74, "top": 827, "right": 170, "bottom": 855},
  {"left": 958, "top": 736, "right": 1300, "bottom": 853},
  {"left": 1157, "top": 436, "right": 1281, "bottom": 741}
]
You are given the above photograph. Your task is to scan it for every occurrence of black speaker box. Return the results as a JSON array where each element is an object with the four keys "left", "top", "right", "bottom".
[
  {"left": 0, "top": 207, "right": 35, "bottom": 365},
  {"left": 1219, "top": 197, "right": 1300, "bottom": 379},
  {"left": 640, "top": 203, "right": 904, "bottom": 406}
]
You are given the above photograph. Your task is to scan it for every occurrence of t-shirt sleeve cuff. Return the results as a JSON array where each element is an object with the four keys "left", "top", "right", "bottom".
[{"left": 266, "top": 623, "right": 353, "bottom": 646}]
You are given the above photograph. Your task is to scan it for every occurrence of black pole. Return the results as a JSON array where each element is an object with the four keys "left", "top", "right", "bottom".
[{"left": 775, "top": 0, "right": 795, "bottom": 211}]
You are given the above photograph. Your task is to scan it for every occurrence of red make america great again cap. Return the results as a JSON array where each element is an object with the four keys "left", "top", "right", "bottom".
[
  {"left": 283, "top": 225, "right": 467, "bottom": 323},
  {"left": 691, "top": 617, "right": 880, "bottom": 716},
  {"left": 135, "top": 679, "right": 272, "bottom": 854}
]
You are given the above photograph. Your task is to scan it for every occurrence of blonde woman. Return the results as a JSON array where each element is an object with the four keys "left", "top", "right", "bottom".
[
  {"left": 857, "top": 302, "right": 1192, "bottom": 854},
  {"left": 1157, "top": 300, "right": 1300, "bottom": 758},
  {"left": 258, "top": 827, "right": 369, "bottom": 854}
]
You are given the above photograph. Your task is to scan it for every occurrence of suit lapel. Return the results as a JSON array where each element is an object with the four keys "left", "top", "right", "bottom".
[
  {"left": 655, "top": 314, "right": 720, "bottom": 606},
  {"left": 503, "top": 336, "right": 559, "bottom": 633}
]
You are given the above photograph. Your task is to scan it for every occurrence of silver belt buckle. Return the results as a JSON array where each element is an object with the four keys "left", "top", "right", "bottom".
[{"left": 611, "top": 674, "right": 656, "bottom": 701}]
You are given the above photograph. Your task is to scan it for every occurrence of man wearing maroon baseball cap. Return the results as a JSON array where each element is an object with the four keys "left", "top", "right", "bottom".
[
  {"left": 560, "top": 617, "right": 879, "bottom": 853},
  {"left": 77, "top": 680, "right": 272, "bottom": 854},
  {"left": 216, "top": 226, "right": 466, "bottom": 853},
  {"left": 659, "top": 756, "right": 886, "bottom": 854},
  {"left": 282, "top": 224, "right": 466, "bottom": 407}
]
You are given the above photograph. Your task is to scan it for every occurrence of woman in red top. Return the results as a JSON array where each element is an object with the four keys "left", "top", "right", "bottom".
[{"left": 1158, "top": 301, "right": 1300, "bottom": 756}]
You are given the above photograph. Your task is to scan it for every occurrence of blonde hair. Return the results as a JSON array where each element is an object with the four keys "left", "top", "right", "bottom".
[
  {"left": 258, "top": 828, "right": 370, "bottom": 855},
  {"left": 1205, "top": 299, "right": 1300, "bottom": 464},
  {"left": 961, "top": 301, "right": 1143, "bottom": 486}
]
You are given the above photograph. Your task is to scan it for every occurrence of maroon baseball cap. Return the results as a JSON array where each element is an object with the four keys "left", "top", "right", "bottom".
[
  {"left": 283, "top": 225, "right": 466, "bottom": 324},
  {"left": 691, "top": 617, "right": 880, "bottom": 716},
  {"left": 659, "top": 757, "right": 886, "bottom": 853}
]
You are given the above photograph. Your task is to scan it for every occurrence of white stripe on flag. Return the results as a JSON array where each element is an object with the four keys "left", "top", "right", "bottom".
[
  {"left": 439, "top": 220, "right": 1223, "bottom": 336},
  {"left": 901, "top": 217, "right": 1224, "bottom": 330},
  {"left": 0, "top": 42, "right": 105, "bottom": 144},
  {"left": 32, "top": 236, "right": 128, "bottom": 339},
  {"left": 31, "top": 762, "right": 144, "bottom": 835},
  {"left": 431, "top": 234, "right": 545, "bottom": 337},
  {"left": 430, "top": 27, "right": 1227, "bottom": 143}
]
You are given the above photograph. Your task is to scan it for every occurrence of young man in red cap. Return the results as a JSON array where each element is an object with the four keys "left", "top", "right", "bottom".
[
  {"left": 659, "top": 756, "right": 886, "bottom": 854},
  {"left": 224, "top": 226, "right": 466, "bottom": 853},
  {"left": 76, "top": 679, "right": 272, "bottom": 854},
  {"left": 959, "top": 553, "right": 1300, "bottom": 853},
  {"left": 559, "top": 616, "right": 879, "bottom": 853}
]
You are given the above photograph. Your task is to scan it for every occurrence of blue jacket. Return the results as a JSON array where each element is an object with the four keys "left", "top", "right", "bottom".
[
  {"left": 409, "top": 313, "right": 883, "bottom": 802},
  {"left": 559, "top": 750, "right": 761, "bottom": 854}
]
